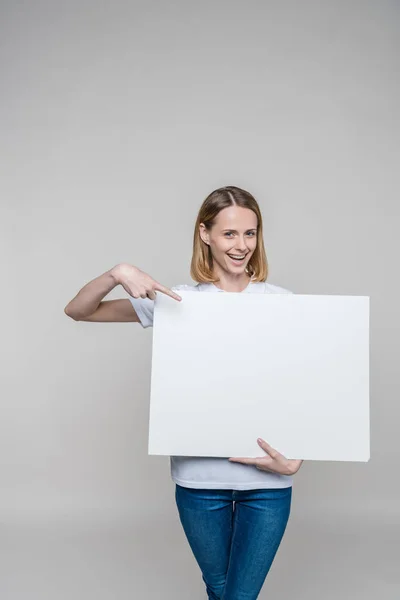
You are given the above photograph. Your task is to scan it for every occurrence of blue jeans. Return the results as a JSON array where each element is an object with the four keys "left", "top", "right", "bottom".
[{"left": 175, "top": 484, "right": 292, "bottom": 600}]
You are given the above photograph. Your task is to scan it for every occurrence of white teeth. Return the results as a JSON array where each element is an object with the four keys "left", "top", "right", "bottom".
[{"left": 229, "top": 254, "right": 246, "bottom": 259}]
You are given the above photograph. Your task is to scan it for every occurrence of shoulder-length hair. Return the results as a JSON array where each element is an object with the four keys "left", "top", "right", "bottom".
[{"left": 190, "top": 186, "right": 268, "bottom": 283}]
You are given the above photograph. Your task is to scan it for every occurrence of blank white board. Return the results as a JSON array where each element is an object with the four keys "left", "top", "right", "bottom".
[{"left": 149, "top": 292, "right": 370, "bottom": 462}]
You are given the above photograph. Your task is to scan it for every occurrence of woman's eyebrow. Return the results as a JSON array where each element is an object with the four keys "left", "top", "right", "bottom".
[{"left": 222, "top": 228, "right": 257, "bottom": 232}]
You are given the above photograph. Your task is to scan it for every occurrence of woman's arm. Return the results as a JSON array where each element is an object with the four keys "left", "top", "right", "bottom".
[
  {"left": 64, "top": 266, "right": 122, "bottom": 321},
  {"left": 64, "top": 263, "right": 181, "bottom": 322}
]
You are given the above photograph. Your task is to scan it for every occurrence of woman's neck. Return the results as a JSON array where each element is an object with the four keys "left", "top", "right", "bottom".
[{"left": 212, "top": 269, "right": 251, "bottom": 293}]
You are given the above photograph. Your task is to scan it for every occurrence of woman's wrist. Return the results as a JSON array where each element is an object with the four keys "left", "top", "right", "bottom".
[{"left": 109, "top": 263, "right": 128, "bottom": 285}]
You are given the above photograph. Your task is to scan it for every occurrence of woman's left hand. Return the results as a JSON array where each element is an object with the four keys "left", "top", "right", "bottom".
[{"left": 228, "top": 438, "right": 303, "bottom": 476}]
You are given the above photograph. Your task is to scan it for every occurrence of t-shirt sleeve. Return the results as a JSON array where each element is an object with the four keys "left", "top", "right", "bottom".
[
  {"left": 266, "top": 283, "right": 294, "bottom": 294},
  {"left": 128, "top": 296, "right": 154, "bottom": 328}
]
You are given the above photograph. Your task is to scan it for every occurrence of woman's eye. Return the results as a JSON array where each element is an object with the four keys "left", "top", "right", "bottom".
[{"left": 224, "top": 231, "right": 256, "bottom": 237}]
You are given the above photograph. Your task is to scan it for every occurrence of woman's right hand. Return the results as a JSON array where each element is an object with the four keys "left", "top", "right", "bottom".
[{"left": 111, "top": 263, "right": 182, "bottom": 302}]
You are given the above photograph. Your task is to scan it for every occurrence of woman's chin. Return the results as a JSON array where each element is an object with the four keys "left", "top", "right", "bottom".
[{"left": 225, "top": 263, "right": 247, "bottom": 274}]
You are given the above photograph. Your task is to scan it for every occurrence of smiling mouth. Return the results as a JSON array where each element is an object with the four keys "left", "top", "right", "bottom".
[{"left": 227, "top": 253, "right": 248, "bottom": 262}]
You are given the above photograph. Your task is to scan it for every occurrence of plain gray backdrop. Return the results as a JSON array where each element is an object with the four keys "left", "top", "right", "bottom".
[{"left": 1, "top": 1, "right": 399, "bottom": 598}]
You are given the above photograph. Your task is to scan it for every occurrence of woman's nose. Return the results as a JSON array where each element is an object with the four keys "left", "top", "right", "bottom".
[{"left": 235, "top": 237, "right": 248, "bottom": 251}]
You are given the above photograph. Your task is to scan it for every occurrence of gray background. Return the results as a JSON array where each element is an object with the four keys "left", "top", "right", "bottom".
[{"left": 1, "top": 1, "right": 399, "bottom": 598}]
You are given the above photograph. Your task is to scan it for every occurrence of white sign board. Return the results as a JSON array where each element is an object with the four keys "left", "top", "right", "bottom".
[{"left": 149, "top": 292, "right": 369, "bottom": 462}]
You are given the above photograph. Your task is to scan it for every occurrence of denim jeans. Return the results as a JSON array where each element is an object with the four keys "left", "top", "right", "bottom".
[{"left": 175, "top": 484, "right": 292, "bottom": 600}]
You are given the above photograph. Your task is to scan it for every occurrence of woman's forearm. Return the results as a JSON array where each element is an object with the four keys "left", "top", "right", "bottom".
[{"left": 64, "top": 266, "right": 121, "bottom": 320}]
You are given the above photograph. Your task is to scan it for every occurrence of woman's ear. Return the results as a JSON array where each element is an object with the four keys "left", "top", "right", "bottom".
[{"left": 199, "top": 223, "right": 210, "bottom": 245}]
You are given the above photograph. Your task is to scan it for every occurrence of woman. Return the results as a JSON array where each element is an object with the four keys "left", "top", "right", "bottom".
[{"left": 65, "top": 185, "right": 303, "bottom": 600}]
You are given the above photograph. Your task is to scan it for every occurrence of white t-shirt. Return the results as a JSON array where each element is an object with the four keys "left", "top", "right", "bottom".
[{"left": 129, "top": 280, "right": 294, "bottom": 490}]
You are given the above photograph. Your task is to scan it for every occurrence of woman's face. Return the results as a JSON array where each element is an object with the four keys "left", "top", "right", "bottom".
[{"left": 200, "top": 206, "right": 258, "bottom": 276}]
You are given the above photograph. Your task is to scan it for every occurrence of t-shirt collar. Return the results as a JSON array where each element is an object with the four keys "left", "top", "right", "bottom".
[{"left": 200, "top": 279, "right": 254, "bottom": 293}]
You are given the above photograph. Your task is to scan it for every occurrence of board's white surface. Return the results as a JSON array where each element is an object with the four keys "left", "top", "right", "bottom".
[{"left": 148, "top": 292, "right": 370, "bottom": 462}]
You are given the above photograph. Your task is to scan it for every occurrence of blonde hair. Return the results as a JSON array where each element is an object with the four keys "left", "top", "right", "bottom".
[{"left": 190, "top": 186, "right": 268, "bottom": 283}]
